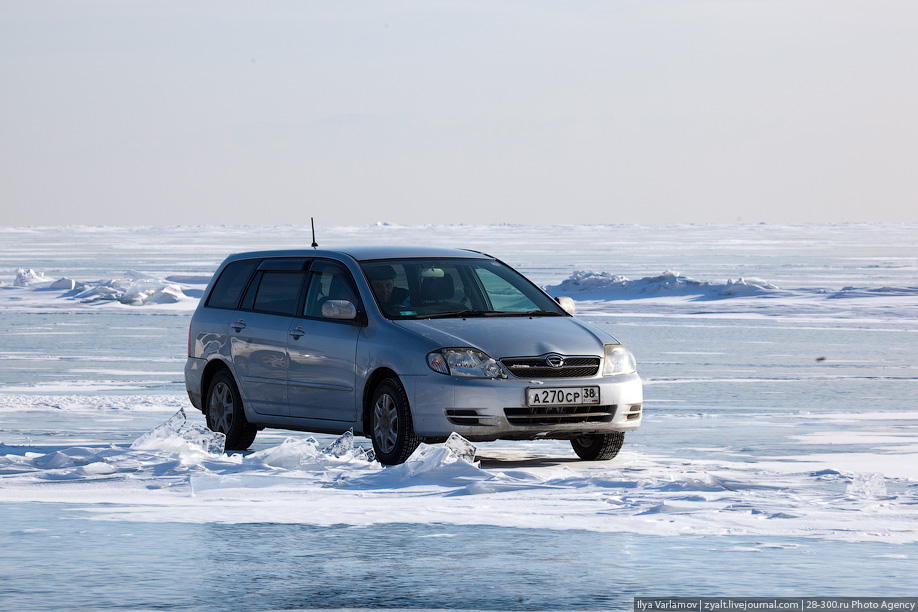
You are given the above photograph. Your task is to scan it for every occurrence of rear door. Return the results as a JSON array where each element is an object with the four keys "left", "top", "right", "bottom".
[{"left": 230, "top": 259, "right": 308, "bottom": 417}]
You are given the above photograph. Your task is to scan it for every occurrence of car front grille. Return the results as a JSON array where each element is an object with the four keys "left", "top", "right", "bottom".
[
  {"left": 500, "top": 355, "right": 600, "bottom": 379},
  {"left": 504, "top": 404, "right": 616, "bottom": 426}
]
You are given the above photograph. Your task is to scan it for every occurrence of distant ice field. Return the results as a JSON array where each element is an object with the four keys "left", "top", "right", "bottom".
[
  {"left": 2, "top": 222, "right": 917, "bottom": 287},
  {"left": 1, "top": 224, "right": 916, "bottom": 610}
]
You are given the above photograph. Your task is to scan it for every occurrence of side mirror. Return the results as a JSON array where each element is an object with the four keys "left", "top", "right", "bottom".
[
  {"left": 555, "top": 296, "right": 576, "bottom": 315},
  {"left": 321, "top": 300, "right": 358, "bottom": 320}
]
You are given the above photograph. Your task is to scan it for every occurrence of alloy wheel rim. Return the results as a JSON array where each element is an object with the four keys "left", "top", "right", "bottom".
[
  {"left": 373, "top": 393, "right": 399, "bottom": 454},
  {"left": 210, "top": 381, "right": 234, "bottom": 433}
]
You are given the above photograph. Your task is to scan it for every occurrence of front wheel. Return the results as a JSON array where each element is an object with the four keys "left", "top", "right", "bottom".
[
  {"left": 206, "top": 370, "right": 257, "bottom": 451},
  {"left": 370, "top": 378, "right": 421, "bottom": 465},
  {"left": 571, "top": 432, "right": 625, "bottom": 461}
]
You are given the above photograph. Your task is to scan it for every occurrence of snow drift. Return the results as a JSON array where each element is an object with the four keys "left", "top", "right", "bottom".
[
  {"left": 3, "top": 267, "right": 199, "bottom": 308},
  {"left": 546, "top": 270, "right": 780, "bottom": 300}
]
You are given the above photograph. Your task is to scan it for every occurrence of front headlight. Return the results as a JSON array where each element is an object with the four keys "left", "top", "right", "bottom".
[
  {"left": 427, "top": 348, "right": 506, "bottom": 379},
  {"left": 603, "top": 344, "right": 637, "bottom": 376}
]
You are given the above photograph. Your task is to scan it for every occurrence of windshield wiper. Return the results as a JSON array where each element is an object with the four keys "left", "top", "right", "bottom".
[
  {"left": 421, "top": 309, "right": 503, "bottom": 319},
  {"left": 420, "top": 309, "right": 564, "bottom": 319},
  {"left": 487, "top": 309, "right": 565, "bottom": 317},
  {"left": 521, "top": 309, "right": 565, "bottom": 317}
]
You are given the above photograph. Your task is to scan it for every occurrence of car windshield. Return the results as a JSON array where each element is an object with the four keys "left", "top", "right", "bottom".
[{"left": 360, "top": 257, "right": 567, "bottom": 320}]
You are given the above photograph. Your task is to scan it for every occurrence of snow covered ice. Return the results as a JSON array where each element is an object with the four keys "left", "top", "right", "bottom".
[{"left": 1, "top": 223, "right": 917, "bottom": 610}]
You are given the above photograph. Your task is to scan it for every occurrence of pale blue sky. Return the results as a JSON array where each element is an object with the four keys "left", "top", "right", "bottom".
[{"left": 2, "top": 1, "right": 916, "bottom": 226}]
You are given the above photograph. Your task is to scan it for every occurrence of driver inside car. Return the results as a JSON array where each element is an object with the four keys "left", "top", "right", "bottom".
[{"left": 366, "top": 264, "right": 409, "bottom": 313}]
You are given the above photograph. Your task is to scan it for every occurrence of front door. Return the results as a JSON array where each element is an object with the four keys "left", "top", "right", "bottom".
[{"left": 286, "top": 260, "right": 361, "bottom": 421}]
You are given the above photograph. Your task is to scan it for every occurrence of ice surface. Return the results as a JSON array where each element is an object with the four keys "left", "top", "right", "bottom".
[
  {"left": 846, "top": 473, "right": 889, "bottom": 498},
  {"left": 48, "top": 278, "right": 78, "bottom": 290},
  {"left": 14, "top": 268, "right": 47, "bottom": 286},
  {"left": 444, "top": 432, "right": 477, "bottom": 463},
  {"left": 249, "top": 437, "right": 324, "bottom": 469},
  {"left": 3, "top": 223, "right": 918, "bottom": 318},
  {"left": 0, "top": 395, "right": 189, "bottom": 413},
  {"left": 545, "top": 269, "right": 782, "bottom": 299},
  {"left": 250, "top": 431, "right": 375, "bottom": 469},
  {"left": 720, "top": 276, "right": 781, "bottom": 295},
  {"left": 544, "top": 268, "right": 918, "bottom": 303},
  {"left": 1, "top": 268, "right": 199, "bottom": 310},
  {"left": 75, "top": 275, "right": 190, "bottom": 306},
  {"left": 321, "top": 429, "right": 354, "bottom": 457},
  {"left": 1, "top": 220, "right": 918, "bottom": 609},
  {"left": 130, "top": 408, "right": 226, "bottom": 455},
  {"left": 119, "top": 279, "right": 186, "bottom": 305},
  {"left": 2, "top": 419, "right": 881, "bottom": 544},
  {"left": 5, "top": 430, "right": 915, "bottom": 543},
  {"left": 3, "top": 259, "right": 918, "bottom": 323}
]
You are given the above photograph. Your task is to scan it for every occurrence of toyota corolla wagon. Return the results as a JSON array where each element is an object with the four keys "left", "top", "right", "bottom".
[{"left": 184, "top": 247, "right": 643, "bottom": 465}]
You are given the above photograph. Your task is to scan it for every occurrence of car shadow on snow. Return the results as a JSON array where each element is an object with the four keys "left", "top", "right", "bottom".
[{"left": 476, "top": 451, "right": 585, "bottom": 470}]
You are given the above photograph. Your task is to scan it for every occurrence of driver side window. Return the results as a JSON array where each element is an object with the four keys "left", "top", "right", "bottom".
[{"left": 303, "top": 261, "right": 360, "bottom": 319}]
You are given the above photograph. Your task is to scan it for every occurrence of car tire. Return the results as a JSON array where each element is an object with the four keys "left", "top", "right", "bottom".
[
  {"left": 369, "top": 378, "right": 421, "bottom": 465},
  {"left": 206, "top": 370, "right": 258, "bottom": 451},
  {"left": 571, "top": 432, "right": 625, "bottom": 461}
]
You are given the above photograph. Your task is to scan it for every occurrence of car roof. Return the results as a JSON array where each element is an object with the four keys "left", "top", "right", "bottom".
[{"left": 224, "top": 245, "right": 493, "bottom": 263}]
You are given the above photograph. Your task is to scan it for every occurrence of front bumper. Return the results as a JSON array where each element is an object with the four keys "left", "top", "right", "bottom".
[{"left": 408, "top": 371, "right": 643, "bottom": 441}]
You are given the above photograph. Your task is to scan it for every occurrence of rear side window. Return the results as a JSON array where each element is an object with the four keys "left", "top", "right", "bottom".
[
  {"left": 251, "top": 271, "right": 307, "bottom": 316},
  {"left": 206, "top": 260, "right": 258, "bottom": 309}
]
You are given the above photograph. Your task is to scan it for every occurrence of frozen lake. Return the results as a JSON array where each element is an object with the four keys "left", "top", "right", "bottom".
[{"left": 1, "top": 224, "right": 917, "bottom": 610}]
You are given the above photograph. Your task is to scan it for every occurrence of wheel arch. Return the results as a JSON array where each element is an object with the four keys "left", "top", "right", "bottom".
[
  {"left": 361, "top": 367, "right": 401, "bottom": 435},
  {"left": 200, "top": 358, "right": 234, "bottom": 416}
]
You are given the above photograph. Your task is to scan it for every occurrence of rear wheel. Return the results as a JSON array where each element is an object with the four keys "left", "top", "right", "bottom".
[
  {"left": 370, "top": 378, "right": 421, "bottom": 465},
  {"left": 206, "top": 370, "right": 257, "bottom": 451},
  {"left": 571, "top": 432, "right": 625, "bottom": 461}
]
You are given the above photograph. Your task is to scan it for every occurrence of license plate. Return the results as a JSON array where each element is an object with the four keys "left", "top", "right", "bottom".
[{"left": 526, "top": 386, "right": 600, "bottom": 406}]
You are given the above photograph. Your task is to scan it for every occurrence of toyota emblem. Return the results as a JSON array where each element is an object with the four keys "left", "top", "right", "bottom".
[{"left": 545, "top": 354, "right": 565, "bottom": 368}]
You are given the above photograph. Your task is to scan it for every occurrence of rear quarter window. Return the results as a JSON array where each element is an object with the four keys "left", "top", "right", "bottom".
[{"left": 205, "top": 259, "right": 258, "bottom": 309}]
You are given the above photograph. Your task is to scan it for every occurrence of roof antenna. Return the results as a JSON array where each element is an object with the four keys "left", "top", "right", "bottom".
[{"left": 310, "top": 217, "right": 318, "bottom": 249}]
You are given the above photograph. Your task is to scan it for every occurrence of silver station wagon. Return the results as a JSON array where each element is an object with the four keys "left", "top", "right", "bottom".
[{"left": 184, "top": 247, "right": 643, "bottom": 464}]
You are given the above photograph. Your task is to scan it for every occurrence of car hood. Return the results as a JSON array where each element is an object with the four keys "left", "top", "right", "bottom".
[{"left": 393, "top": 316, "right": 619, "bottom": 358}]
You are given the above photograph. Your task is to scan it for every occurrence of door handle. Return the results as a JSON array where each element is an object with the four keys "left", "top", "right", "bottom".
[
  {"left": 231, "top": 320, "right": 246, "bottom": 332},
  {"left": 289, "top": 326, "right": 305, "bottom": 340}
]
